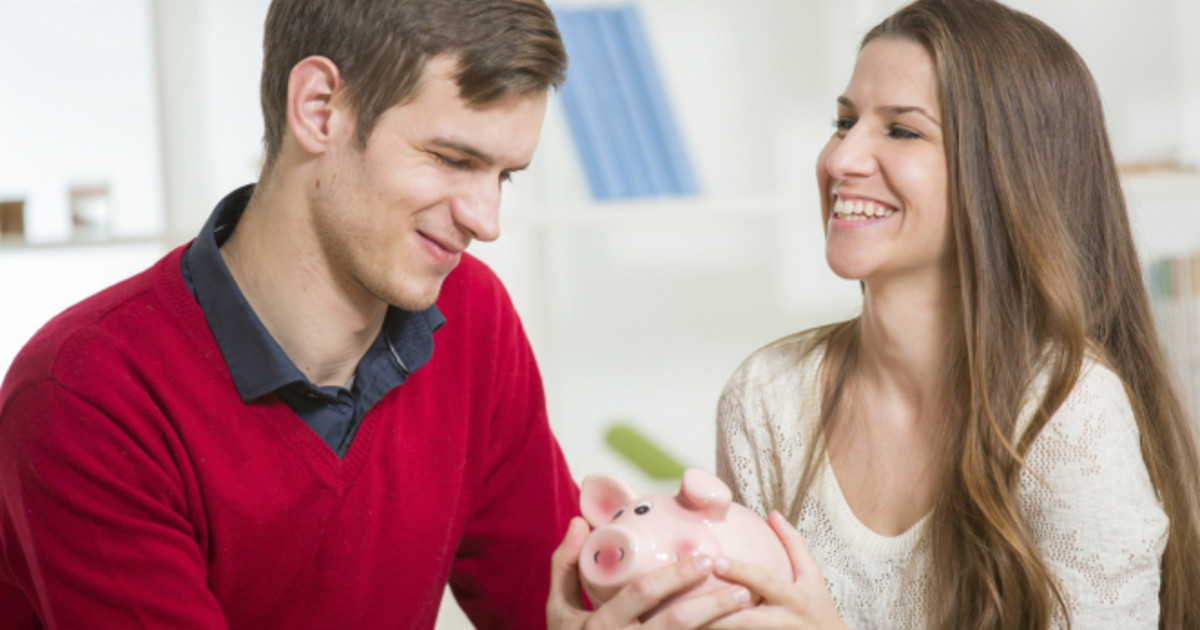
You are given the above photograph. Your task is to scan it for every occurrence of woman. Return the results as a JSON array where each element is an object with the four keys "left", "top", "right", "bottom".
[{"left": 711, "top": 0, "right": 1200, "bottom": 628}]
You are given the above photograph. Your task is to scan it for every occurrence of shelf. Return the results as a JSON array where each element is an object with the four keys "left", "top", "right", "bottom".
[{"left": 0, "top": 234, "right": 166, "bottom": 253}]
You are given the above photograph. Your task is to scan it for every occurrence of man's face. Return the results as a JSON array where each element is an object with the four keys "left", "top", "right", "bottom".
[{"left": 311, "top": 55, "right": 548, "bottom": 311}]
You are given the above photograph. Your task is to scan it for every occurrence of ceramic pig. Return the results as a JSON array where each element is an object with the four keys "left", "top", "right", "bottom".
[{"left": 577, "top": 468, "right": 793, "bottom": 616}]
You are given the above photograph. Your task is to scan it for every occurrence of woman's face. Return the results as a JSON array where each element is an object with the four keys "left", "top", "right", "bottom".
[{"left": 816, "top": 37, "right": 953, "bottom": 291}]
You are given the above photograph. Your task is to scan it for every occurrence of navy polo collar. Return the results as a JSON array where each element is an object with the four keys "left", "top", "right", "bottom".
[{"left": 182, "top": 184, "right": 445, "bottom": 402}]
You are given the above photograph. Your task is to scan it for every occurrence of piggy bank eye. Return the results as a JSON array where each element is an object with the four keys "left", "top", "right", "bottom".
[
  {"left": 633, "top": 500, "right": 652, "bottom": 515},
  {"left": 611, "top": 507, "right": 626, "bottom": 521}
]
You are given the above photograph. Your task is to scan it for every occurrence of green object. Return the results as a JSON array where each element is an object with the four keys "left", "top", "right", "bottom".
[{"left": 604, "top": 423, "right": 686, "bottom": 480}]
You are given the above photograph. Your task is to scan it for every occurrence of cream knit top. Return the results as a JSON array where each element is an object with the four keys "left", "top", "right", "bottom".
[{"left": 715, "top": 330, "right": 1168, "bottom": 629}]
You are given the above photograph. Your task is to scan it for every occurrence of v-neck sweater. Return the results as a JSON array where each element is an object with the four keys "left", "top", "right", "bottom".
[{"left": 0, "top": 247, "right": 579, "bottom": 629}]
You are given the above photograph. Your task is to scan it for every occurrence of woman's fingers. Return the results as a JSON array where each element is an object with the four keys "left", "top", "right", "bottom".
[
  {"left": 712, "top": 555, "right": 800, "bottom": 608},
  {"left": 701, "top": 604, "right": 806, "bottom": 630},
  {"left": 589, "top": 554, "right": 714, "bottom": 626},
  {"left": 642, "top": 584, "right": 753, "bottom": 630},
  {"left": 709, "top": 513, "right": 829, "bottom": 608},
  {"left": 589, "top": 556, "right": 755, "bottom": 629},
  {"left": 709, "top": 514, "right": 847, "bottom": 629},
  {"left": 768, "top": 510, "right": 819, "bottom": 578}
]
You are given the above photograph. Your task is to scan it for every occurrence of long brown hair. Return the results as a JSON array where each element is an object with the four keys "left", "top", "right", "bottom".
[
  {"left": 259, "top": 0, "right": 566, "bottom": 168},
  {"left": 800, "top": 0, "right": 1200, "bottom": 627}
]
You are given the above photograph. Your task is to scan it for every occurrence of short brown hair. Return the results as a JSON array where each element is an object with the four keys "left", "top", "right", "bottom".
[{"left": 259, "top": 0, "right": 566, "bottom": 168}]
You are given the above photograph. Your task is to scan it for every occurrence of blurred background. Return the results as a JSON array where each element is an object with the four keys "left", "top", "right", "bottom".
[{"left": 2, "top": 0, "right": 1198, "bottom": 626}]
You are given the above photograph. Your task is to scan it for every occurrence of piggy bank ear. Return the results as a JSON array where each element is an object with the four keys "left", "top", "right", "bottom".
[
  {"left": 677, "top": 468, "right": 732, "bottom": 519},
  {"left": 580, "top": 474, "right": 640, "bottom": 527}
]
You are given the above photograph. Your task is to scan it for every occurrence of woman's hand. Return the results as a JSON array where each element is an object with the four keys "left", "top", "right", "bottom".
[
  {"left": 547, "top": 517, "right": 753, "bottom": 629},
  {"left": 704, "top": 512, "right": 849, "bottom": 629}
]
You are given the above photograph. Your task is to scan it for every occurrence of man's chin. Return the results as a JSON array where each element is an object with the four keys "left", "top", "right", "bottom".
[{"left": 385, "top": 279, "right": 446, "bottom": 313}]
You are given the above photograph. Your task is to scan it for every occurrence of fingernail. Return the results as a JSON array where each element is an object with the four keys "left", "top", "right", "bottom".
[
  {"left": 714, "top": 558, "right": 731, "bottom": 575},
  {"left": 695, "top": 555, "right": 713, "bottom": 572},
  {"left": 733, "top": 587, "right": 751, "bottom": 605}
]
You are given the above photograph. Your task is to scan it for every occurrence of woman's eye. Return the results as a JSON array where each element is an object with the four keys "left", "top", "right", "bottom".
[
  {"left": 888, "top": 125, "right": 922, "bottom": 140},
  {"left": 832, "top": 117, "right": 855, "bottom": 135}
]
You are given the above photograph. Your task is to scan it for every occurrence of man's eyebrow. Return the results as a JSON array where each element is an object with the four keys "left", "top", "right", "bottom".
[
  {"left": 837, "top": 96, "right": 941, "bottom": 125},
  {"left": 429, "top": 138, "right": 531, "bottom": 171}
]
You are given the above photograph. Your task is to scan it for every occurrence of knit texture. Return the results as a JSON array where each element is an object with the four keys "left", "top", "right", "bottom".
[
  {"left": 716, "top": 329, "right": 1167, "bottom": 629},
  {"left": 0, "top": 248, "right": 578, "bottom": 629}
]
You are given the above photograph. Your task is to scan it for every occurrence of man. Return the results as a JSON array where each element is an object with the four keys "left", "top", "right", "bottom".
[{"left": 0, "top": 1, "right": 577, "bottom": 627}]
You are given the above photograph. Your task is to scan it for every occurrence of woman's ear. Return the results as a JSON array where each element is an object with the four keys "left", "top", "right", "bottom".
[{"left": 285, "top": 55, "right": 348, "bottom": 156}]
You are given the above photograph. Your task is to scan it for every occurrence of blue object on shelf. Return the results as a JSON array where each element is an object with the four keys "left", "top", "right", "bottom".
[
  {"left": 613, "top": 5, "right": 698, "bottom": 197},
  {"left": 555, "top": 5, "right": 699, "bottom": 201}
]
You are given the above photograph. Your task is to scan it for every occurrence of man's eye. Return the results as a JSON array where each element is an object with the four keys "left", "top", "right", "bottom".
[{"left": 437, "top": 154, "right": 466, "bottom": 169}]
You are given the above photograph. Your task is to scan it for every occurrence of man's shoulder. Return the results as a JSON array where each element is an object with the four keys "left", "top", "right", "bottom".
[
  {"left": 443, "top": 252, "right": 504, "bottom": 294},
  {"left": 437, "top": 253, "right": 514, "bottom": 317},
  {"left": 2, "top": 247, "right": 195, "bottom": 401}
]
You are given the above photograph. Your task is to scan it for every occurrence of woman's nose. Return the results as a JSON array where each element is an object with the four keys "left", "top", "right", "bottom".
[{"left": 823, "top": 126, "right": 877, "bottom": 180}]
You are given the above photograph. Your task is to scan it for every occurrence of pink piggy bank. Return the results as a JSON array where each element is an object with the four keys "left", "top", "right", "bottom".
[{"left": 578, "top": 468, "right": 793, "bottom": 616}]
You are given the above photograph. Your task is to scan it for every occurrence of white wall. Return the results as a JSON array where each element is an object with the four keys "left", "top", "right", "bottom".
[
  {"left": 152, "top": 0, "right": 271, "bottom": 243},
  {"left": 0, "top": 0, "right": 163, "bottom": 242},
  {"left": 0, "top": 0, "right": 168, "bottom": 374}
]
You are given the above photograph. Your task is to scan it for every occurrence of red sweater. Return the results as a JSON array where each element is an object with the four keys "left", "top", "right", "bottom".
[{"left": 0, "top": 247, "right": 579, "bottom": 629}]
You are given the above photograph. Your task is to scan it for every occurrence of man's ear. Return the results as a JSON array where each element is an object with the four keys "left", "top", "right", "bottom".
[{"left": 286, "top": 55, "right": 348, "bottom": 155}]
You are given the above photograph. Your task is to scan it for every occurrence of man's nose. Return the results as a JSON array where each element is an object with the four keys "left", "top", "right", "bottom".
[{"left": 452, "top": 177, "right": 502, "bottom": 243}]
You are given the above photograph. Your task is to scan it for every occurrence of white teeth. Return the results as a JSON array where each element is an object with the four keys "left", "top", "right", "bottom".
[{"left": 833, "top": 197, "right": 894, "bottom": 220}]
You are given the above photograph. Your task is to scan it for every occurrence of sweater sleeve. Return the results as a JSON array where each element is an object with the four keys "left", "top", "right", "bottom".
[
  {"left": 715, "top": 357, "right": 776, "bottom": 519},
  {"left": 0, "top": 380, "right": 229, "bottom": 630},
  {"left": 715, "top": 335, "right": 819, "bottom": 521},
  {"left": 1018, "top": 363, "right": 1168, "bottom": 628},
  {"left": 443, "top": 263, "right": 580, "bottom": 630}
]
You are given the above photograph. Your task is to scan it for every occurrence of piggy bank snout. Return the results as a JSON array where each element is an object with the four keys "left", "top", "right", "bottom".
[
  {"left": 581, "top": 526, "right": 636, "bottom": 576},
  {"left": 579, "top": 526, "right": 640, "bottom": 603}
]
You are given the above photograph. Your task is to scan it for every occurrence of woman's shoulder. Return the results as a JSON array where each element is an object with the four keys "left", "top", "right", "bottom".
[
  {"left": 1019, "top": 354, "right": 1133, "bottom": 432},
  {"left": 717, "top": 326, "right": 833, "bottom": 457},
  {"left": 1021, "top": 356, "right": 1153, "bottom": 501},
  {"left": 1037, "top": 357, "right": 1136, "bottom": 436},
  {"left": 726, "top": 327, "right": 830, "bottom": 393},
  {"left": 1018, "top": 357, "right": 1168, "bottom": 620}
]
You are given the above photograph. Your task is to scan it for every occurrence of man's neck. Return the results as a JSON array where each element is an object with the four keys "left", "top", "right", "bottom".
[{"left": 219, "top": 178, "right": 386, "bottom": 388}]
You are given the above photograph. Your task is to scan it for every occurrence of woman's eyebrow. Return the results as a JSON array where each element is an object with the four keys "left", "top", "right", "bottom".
[{"left": 837, "top": 96, "right": 940, "bottom": 125}]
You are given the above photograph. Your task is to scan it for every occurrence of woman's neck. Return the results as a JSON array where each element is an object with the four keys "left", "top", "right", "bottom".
[
  {"left": 854, "top": 279, "right": 959, "bottom": 414},
  {"left": 824, "top": 280, "right": 960, "bottom": 536}
]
